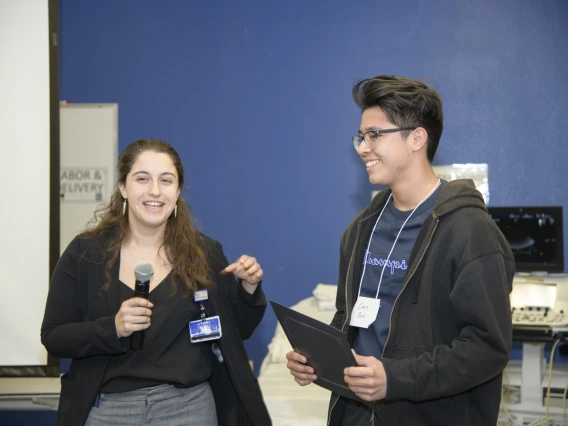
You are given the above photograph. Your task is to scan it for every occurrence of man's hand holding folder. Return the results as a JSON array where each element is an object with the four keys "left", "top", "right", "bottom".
[
  {"left": 287, "top": 348, "right": 387, "bottom": 401},
  {"left": 343, "top": 350, "right": 387, "bottom": 401},
  {"left": 286, "top": 350, "right": 318, "bottom": 386},
  {"left": 271, "top": 300, "right": 378, "bottom": 407}
]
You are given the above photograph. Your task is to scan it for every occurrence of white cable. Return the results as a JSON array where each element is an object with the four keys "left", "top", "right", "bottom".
[
  {"left": 544, "top": 339, "right": 562, "bottom": 424},
  {"left": 500, "top": 339, "right": 567, "bottom": 426},
  {"left": 563, "top": 381, "right": 568, "bottom": 418}
]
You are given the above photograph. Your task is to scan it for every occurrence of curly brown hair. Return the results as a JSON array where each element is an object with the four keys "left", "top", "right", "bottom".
[{"left": 85, "top": 139, "right": 213, "bottom": 296}]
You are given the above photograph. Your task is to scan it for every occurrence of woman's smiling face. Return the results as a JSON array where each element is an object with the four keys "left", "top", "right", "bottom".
[{"left": 119, "top": 150, "right": 180, "bottom": 231}]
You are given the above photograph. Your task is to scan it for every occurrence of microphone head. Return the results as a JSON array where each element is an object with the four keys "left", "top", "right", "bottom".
[{"left": 134, "top": 262, "right": 154, "bottom": 281}]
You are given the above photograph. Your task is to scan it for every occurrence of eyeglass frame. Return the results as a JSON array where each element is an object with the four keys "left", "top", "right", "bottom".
[{"left": 352, "top": 127, "right": 416, "bottom": 151}]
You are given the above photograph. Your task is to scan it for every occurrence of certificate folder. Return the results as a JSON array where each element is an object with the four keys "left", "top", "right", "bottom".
[{"left": 270, "top": 300, "right": 373, "bottom": 406}]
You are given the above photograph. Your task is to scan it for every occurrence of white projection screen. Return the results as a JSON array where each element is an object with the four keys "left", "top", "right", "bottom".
[{"left": 0, "top": 0, "right": 60, "bottom": 376}]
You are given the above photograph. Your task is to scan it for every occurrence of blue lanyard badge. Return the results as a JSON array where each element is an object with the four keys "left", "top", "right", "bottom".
[{"left": 189, "top": 289, "right": 222, "bottom": 343}]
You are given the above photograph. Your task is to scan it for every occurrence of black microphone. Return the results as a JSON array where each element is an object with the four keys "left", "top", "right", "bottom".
[{"left": 130, "top": 261, "right": 154, "bottom": 351}]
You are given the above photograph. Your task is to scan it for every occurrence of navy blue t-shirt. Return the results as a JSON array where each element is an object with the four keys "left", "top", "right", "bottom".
[{"left": 352, "top": 182, "right": 444, "bottom": 359}]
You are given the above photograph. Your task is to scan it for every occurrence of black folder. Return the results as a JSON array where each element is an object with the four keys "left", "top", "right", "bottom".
[{"left": 270, "top": 300, "right": 373, "bottom": 406}]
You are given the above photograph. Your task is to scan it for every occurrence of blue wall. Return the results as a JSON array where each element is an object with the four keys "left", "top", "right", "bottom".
[{"left": 4, "top": 0, "right": 567, "bottom": 424}]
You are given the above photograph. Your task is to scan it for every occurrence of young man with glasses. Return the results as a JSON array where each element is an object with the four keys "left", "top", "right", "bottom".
[{"left": 285, "top": 75, "right": 514, "bottom": 425}]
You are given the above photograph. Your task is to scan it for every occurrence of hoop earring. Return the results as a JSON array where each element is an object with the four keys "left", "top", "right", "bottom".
[
  {"left": 122, "top": 199, "right": 127, "bottom": 216},
  {"left": 174, "top": 204, "right": 177, "bottom": 218}
]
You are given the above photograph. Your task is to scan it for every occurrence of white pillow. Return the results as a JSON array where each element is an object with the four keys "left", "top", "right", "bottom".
[{"left": 312, "top": 283, "right": 338, "bottom": 303}]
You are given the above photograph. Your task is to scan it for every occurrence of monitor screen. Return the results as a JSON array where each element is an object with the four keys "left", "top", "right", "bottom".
[{"left": 487, "top": 206, "right": 564, "bottom": 273}]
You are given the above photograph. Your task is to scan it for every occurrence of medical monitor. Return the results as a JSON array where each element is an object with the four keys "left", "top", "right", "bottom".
[{"left": 487, "top": 206, "right": 564, "bottom": 273}]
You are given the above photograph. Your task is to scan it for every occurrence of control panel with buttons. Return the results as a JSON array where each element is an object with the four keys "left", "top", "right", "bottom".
[
  {"left": 510, "top": 276, "right": 568, "bottom": 337},
  {"left": 511, "top": 306, "right": 566, "bottom": 327}
]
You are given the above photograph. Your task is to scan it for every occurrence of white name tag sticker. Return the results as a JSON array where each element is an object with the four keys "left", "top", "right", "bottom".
[
  {"left": 193, "top": 289, "right": 209, "bottom": 302},
  {"left": 350, "top": 297, "right": 380, "bottom": 328}
]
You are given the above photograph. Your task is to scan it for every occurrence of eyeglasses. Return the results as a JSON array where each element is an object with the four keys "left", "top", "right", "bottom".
[{"left": 352, "top": 127, "right": 416, "bottom": 151}]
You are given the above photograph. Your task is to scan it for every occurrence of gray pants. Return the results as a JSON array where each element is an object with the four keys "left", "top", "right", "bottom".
[{"left": 85, "top": 382, "right": 218, "bottom": 426}]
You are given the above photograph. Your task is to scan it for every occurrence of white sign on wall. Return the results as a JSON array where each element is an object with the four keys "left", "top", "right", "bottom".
[
  {"left": 59, "top": 103, "right": 118, "bottom": 254},
  {"left": 60, "top": 167, "right": 108, "bottom": 202},
  {"left": 432, "top": 163, "right": 489, "bottom": 204}
]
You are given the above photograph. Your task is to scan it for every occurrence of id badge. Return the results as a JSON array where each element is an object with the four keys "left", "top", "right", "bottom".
[
  {"left": 349, "top": 297, "right": 380, "bottom": 328},
  {"left": 189, "top": 316, "right": 222, "bottom": 343}
]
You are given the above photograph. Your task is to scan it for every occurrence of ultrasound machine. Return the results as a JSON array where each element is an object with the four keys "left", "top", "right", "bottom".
[
  {"left": 488, "top": 206, "right": 566, "bottom": 339},
  {"left": 488, "top": 206, "right": 568, "bottom": 424}
]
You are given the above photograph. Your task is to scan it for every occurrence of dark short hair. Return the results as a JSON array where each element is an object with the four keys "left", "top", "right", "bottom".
[{"left": 352, "top": 75, "right": 443, "bottom": 162}]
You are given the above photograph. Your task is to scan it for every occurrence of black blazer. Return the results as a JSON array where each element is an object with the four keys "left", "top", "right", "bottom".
[{"left": 41, "top": 232, "right": 272, "bottom": 426}]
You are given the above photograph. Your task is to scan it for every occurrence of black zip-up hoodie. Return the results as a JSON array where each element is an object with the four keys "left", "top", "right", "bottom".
[{"left": 328, "top": 179, "right": 514, "bottom": 426}]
